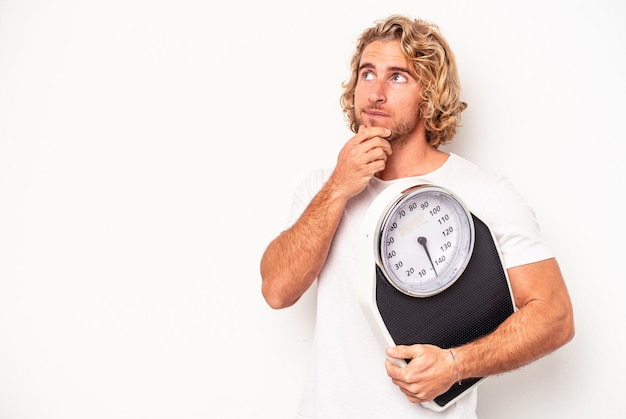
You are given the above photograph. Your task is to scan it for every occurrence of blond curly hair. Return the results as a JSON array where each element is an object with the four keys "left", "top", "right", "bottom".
[{"left": 340, "top": 15, "right": 467, "bottom": 148}]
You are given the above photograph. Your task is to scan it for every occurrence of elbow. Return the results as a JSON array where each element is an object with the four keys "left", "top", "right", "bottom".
[
  {"left": 264, "top": 297, "right": 295, "bottom": 310},
  {"left": 262, "top": 279, "right": 298, "bottom": 310},
  {"left": 561, "top": 309, "right": 576, "bottom": 346},
  {"left": 554, "top": 300, "right": 576, "bottom": 349},
  {"left": 260, "top": 264, "right": 300, "bottom": 310},
  {"left": 259, "top": 250, "right": 309, "bottom": 310}
]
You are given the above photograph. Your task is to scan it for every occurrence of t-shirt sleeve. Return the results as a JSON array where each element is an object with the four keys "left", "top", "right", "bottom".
[
  {"left": 287, "top": 168, "right": 332, "bottom": 227},
  {"left": 483, "top": 178, "right": 554, "bottom": 269}
]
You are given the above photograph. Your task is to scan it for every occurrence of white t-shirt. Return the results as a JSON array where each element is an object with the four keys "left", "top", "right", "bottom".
[{"left": 288, "top": 153, "right": 553, "bottom": 419}]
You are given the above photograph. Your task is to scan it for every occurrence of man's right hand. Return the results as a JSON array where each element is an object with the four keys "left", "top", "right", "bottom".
[
  {"left": 260, "top": 126, "right": 392, "bottom": 309},
  {"left": 327, "top": 126, "right": 392, "bottom": 200}
]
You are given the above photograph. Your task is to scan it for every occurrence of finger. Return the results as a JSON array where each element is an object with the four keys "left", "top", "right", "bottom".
[
  {"left": 360, "top": 136, "right": 392, "bottom": 160},
  {"left": 357, "top": 125, "right": 391, "bottom": 140},
  {"left": 387, "top": 345, "right": 418, "bottom": 360},
  {"left": 385, "top": 359, "right": 410, "bottom": 384},
  {"left": 392, "top": 376, "right": 427, "bottom": 403},
  {"left": 364, "top": 142, "right": 390, "bottom": 163}
]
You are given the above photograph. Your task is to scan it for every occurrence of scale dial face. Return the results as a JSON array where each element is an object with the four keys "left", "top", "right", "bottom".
[{"left": 376, "top": 185, "right": 475, "bottom": 297}]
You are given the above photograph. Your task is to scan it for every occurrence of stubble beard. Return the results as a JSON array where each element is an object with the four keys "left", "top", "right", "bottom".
[
  {"left": 357, "top": 112, "right": 420, "bottom": 146},
  {"left": 385, "top": 121, "right": 416, "bottom": 145}
]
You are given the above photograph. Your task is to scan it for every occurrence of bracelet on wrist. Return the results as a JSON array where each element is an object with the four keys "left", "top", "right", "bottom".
[{"left": 449, "top": 349, "right": 462, "bottom": 385}]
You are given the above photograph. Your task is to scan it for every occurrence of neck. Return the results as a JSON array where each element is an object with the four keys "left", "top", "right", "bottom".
[{"left": 376, "top": 140, "right": 449, "bottom": 180}]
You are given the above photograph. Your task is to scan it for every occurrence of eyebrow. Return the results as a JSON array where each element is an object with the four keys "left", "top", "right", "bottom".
[{"left": 358, "top": 62, "right": 412, "bottom": 74}]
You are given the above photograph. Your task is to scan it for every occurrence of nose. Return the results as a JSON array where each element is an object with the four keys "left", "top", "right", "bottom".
[{"left": 368, "top": 80, "right": 387, "bottom": 104}]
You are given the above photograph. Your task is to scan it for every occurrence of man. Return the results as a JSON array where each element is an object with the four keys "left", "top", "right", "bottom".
[{"left": 260, "top": 15, "right": 574, "bottom": 419}]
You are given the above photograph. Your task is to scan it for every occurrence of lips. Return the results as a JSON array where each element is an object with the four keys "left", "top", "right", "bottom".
[{"left": 364, "top": 108, "right": 389, "bottom": 118}]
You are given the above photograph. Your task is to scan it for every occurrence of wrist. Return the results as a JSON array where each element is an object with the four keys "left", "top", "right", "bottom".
[
  {"left": 323, "top": 177, "right": 354, "bottom": 204},
  {"left": 449, "top": 349, "right": 462, "bottom": 385}
]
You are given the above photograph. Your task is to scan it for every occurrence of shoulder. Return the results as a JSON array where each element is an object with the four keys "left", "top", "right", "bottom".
[
  {"left": 294, "top": 168, "right": 333, "bottom": 200},
  {"left": 436, "top": 154, "right": 553, "bottom": 268},
  {"left": 287, "top": 168, "right": 333, "bottom": 224},
  {"left": 434, "top": 153, "right": 505, "bottom": 215}
]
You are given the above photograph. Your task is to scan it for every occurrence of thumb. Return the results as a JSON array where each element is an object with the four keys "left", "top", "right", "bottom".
[{"left": 386, "top": 345, "right": 419, "bottom": 360}]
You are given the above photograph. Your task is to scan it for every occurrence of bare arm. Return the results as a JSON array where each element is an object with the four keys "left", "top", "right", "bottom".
[
  {"left": 385, "top": 257, "right": 575, "bottom": 403},
  {"left": 260, "top": 183, "right": 348, "bottom": 309},
  {"left": 260, "top": 127, "right": 392, "bottom": 309},
  {"left": 452, "top": 258, "right": 574, "bottom": 376}
]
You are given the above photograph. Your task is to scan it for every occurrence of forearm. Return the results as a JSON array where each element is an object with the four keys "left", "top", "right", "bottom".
[
  {"left": 260, "top": 182, "right": 348, "bottom": 309},
  {"left": 452, "top": 259, "right": 574, "bottom": 380},
  {"left": 453, "top": 300, "right": 573, "bottom": 380},
  {"left": 261, "top": 127, "right": 393, "bottom": 309},
  {"left": 386, "top": 259, "right": 574, "bottom": 404}
]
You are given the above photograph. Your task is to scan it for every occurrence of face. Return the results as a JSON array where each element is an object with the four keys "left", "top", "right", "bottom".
[{"left": 354, "top": 40, "right": 423, "bottom": 143}]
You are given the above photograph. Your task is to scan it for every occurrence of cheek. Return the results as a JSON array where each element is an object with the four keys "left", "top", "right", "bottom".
[
  {"left": 400, "top": 95, "right": 423, "bottom": 117},
  {"left": 354, "top": 85, "right": 367, "bottom": 106}
]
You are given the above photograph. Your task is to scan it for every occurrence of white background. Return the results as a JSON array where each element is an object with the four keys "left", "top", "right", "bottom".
[{"left": 0, "top": 0, "right": 624, "bottom": 418}]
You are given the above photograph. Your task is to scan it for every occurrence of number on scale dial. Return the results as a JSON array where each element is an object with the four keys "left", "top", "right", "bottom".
[{"left": 377, "top": 185, "right": 475, "bottom": 297}]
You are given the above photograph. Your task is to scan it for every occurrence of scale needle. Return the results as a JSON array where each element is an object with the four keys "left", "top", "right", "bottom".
[{"left": 417, "top": 236, "right": 438, "bottom": 277}]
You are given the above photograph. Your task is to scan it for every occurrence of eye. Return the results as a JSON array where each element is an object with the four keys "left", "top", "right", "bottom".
[
  {"left": 391, "top": 73, "right": 408, "bottom": 83},
  {"left": 361, "top": 70, "right": 375, "bottom": 81}
]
